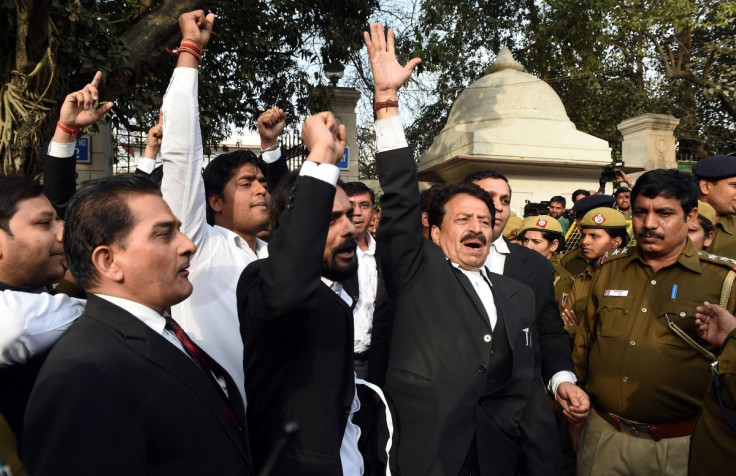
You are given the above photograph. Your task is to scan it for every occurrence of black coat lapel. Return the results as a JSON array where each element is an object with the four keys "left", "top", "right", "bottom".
[
  {"left": 487, "top": 274, "right": 522, "bottom": 353},
  {"left": 448, "top": 262, "right": 492, "bottom": 330},
  {"left": 83, "top": 295, "right": 249, "bottom": 462}
]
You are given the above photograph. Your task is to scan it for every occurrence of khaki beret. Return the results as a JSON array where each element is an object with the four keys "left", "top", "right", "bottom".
[
  {"left": 518, "top": 215, "right": 563, "bottom": 236},
  {"left": 502, "top": 216, "right": 524, "bottom": 239},
  {"left": 580, "top": 207, "right": 627, "bottom": 229},
  {"left": 697, "top": 200, "right": 716, "bottom": 226}
]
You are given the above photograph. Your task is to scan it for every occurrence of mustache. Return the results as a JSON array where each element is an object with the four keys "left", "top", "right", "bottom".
[
  {"left": 460, "top": 231, "right": 487, "bottom": 246},
  {"left": 637, "top": 230, "right": 665, "bottom": 240},
  {"left": 333, "top": 237, "right": 358, "bottom": 254}
]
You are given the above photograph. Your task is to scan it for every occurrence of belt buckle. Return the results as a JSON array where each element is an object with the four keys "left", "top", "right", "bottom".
[{"left": 616, "top": 417, "right": 653, "bottom": 439}]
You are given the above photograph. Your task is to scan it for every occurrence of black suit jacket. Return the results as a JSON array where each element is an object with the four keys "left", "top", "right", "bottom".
[
  {"left": 503, "top": 239, "right": 575, "bottom": 383},
  {"left": 376, "top": 148, "right": 560, "bottom": 475},
  {"left": 238, "top": 175, "right": 355, "bottom": 475},
  {"left": 22, "top": 295, "right": 252, "bottom": 476}
]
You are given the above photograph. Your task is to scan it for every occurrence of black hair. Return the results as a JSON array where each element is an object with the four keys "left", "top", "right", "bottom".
[
  {"left": 202, "top": 150, "right": 267, "bottom": 225},
  {"left": 572, "top": 189, "right": 590, "bottom": 202},
  {"left": 427, "top": 183, "right": 495, "bottom": 229},
  {"left": 0, "top": 176, "right": 44, "bottom": 235},
  {"left": 268, "top": 171, "right": 345, "bottom": 232},
  {"left": 549, "top": 195, "right": 566, "bottom": 207},
  {"left": 461, "top": 170, "right": 512, "bottom": 196},
  {"left": 631, "top": 169, "right": 697, "bottom": 219},
  {"left": 521, "top": 228, "right": 566, "bottom": 253},
  {"left": 420, "top": 185, "right": 443, "bottom": 214},
  {"left": 149, "top": 165, "right": 164, "bottom": 187},
  {"left": 64, "top": 174, "right": 161, "bottom": 290},
  {"left": 461, "top": 170, "right": 509, "bottom": 184},
  {"left": 614, "top": 187, "right": 631, "bottom": 197},
  {"left": 343, "top": 181, "right": 375, "bottom": 204},
  {"left": 697, "top": 215, "right": 714, "bottom": 236}
]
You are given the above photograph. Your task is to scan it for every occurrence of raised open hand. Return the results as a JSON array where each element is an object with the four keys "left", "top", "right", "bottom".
[{"left": 363, "top": 23, "right": 421, "bottom": 99}]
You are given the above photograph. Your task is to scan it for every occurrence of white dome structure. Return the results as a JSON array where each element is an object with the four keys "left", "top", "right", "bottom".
[{"left": 418, "top": 47, "right": 613, "bottom": 207}]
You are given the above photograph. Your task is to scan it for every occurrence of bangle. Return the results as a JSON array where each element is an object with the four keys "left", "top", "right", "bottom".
[
  {"left": 166, "top": 41, "right": 205, "bottom": 62},
  {"left": 57, "top": 121, "right": 80, "bottom": 135},
  {"left": 261, "top": 143, "right": 279, "bottom": 153},
  {"left": 374, "top": 99, "right": 399, "bottom": 111}
]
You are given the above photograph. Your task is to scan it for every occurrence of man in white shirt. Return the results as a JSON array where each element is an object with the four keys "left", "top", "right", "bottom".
[{"left": 160, "top": 36, "right": 287, "bottom": 410}]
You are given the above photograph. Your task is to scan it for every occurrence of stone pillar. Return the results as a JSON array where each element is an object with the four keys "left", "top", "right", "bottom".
[
  {"left": 75, "top": 122, "right": 113, "bottom": 184},
  {"left": 617, "top": 114, "right": 680, "bottom": 170},
  {"left": 330, "top": 87, "right": 361, "bottom": 182}
]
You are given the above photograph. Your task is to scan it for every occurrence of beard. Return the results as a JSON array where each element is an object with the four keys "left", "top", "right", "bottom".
[{"left": 322, "top": 237, "right": 359, "bottom": 281}]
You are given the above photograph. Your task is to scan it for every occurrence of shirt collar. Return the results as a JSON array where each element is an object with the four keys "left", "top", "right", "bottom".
[
  {"left": 717, "top": 215, "right": 736, "bottom": 235},
  {"left": 491, "top": 235, "right": 510, "bottom": 254},
  {"left": 212, "top": 225, "right": 267, "bottom": 258},
  {"left": 628, "top": 239, "right": 703, "bottom": 274},
  {"left": 449, "top": 260, "right": 493, "bottom": 285},
  {"left": 362, "top": 232, "right": 376, "bottom": 255},
  {"left": 93, "top": 294, "right": 167, "bottom": 335}
]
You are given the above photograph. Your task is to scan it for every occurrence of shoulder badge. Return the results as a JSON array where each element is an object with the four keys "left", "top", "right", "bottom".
[
  {"left": 600, "top": 246, "right": 631, "bottom": 265},
  {"left": 698, "top": 251, "right": 736, "bottom": 270}
]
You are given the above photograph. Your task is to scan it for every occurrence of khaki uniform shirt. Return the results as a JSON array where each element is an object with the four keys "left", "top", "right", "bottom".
[
  {"left": 708, "top": 215, "right": 736, "bottom": 258},
  {"left": 689, "top": 329, "right": 736, "bottom": 475},
  {"left": 573, "top": 240, "right": 736, "bottom": 424},
  {"left": 560, "top": 245, "right": 588, "bottom": 276}
]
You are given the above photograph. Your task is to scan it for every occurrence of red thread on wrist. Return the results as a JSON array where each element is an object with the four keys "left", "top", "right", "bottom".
[
  {"left": 166, "top": 41, "right": 205, "bottom": 62},
  {"left": 374, "top": 99, "right": 399, "bottom": 111},
  {"left": 57, "top": 121, "right": 80, "bottom": 135}
]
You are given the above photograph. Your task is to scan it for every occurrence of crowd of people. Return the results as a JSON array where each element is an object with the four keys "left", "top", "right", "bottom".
[{"left": 1, "top": 10, "right": 735, "bottom": 476}]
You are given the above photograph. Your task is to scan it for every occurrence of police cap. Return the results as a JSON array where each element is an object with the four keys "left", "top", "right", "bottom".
[
  {"left": 518, "top": 215, "right": 563, "bottom": 236},
  {"left": 571, "top": 194, "right": 616, "bottom": 215},
  {"left": 580, "top": 207, "right": 627, "bottom": 229},
  {"left": 697, "top": 200, "right": 716, "bottom": 226},
  {"left": 692, "top": 155, "right": 736, "bottom": 181}
]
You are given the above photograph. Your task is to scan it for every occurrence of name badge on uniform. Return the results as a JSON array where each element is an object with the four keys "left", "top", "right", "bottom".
[{"left": 604, "top": 289, "right": 629, "bottom": 297}]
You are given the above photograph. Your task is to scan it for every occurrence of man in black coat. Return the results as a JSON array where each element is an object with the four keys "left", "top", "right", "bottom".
[
  {"left": 23, "top": 170, "right": 252, "bottom": 474},
  {"left": 366, "top": 23, "right": 560, "bottom": 475},
  {"left": 462, "top": 172, "right": 590, "bottom": 424},
  {"left": 237, "top": 112, "right": 364, "bottom": 475},
  {"left": 22, "top": 11, "right": 252, "bottom": 476}
]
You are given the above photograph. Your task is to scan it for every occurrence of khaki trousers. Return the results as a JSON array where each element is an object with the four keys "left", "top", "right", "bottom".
[{"left": 577, "top": 410, "right": 690, "bottom": 476}]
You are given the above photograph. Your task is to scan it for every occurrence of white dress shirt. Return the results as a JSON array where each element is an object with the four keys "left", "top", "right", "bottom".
[
  {"left": 353, "top": 233, "right": 378, "bottom": 353},
  {"left": 160, "top": 67, "right": 278, "bottom": 409},
  {"left": 453, "top": 264, "right": 498, "bottom": 330},
  {"left": 484, "top": 235, "right": 510, "bottom": 274},
  {"left": 0, "top": 290, "right": 84, "bottom": 366}
]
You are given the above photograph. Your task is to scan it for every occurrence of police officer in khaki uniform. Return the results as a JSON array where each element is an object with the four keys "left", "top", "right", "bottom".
[
  {"left": 561, "top": 208, "right": 628, "bottom": 343},
  {"left": 560, "top": 194, "right": 616, "bottom": 276},
  {"left": 689, "top": 301, "right": 736, "bottom": 475},
  {"left": 572, "top": 169, "right": 736, "bottom": 476},
  {"left": 688, "top": 200, "right": 716, "bottom": 251},
  {"left": 693, "top": 154, "right": 736, "bottom": 257}
]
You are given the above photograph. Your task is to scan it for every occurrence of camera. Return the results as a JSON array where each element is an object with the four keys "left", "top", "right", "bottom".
[
  {"left": 599, "top": 161, "right": 625, "bottom": 183},
  {"left": 523, "top": 200, "right": 550, "bottom": 218}
]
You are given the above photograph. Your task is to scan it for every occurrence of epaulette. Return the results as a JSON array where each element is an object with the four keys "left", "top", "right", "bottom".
[
  {"left": 599, "top": 247, "right": 632, "bottom": 265},
  {"left": 698, "top": 251, "right": 736, "bottom": 270}
]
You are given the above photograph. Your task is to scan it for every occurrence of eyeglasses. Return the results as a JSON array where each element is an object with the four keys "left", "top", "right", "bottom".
[{"left": 353, "top": 202, "right": 373, "bottom": 210}]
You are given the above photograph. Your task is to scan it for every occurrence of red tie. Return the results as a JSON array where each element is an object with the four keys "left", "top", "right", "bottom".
[{"left": 163, "top": 314, "right": 241, "bottom": 431}]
